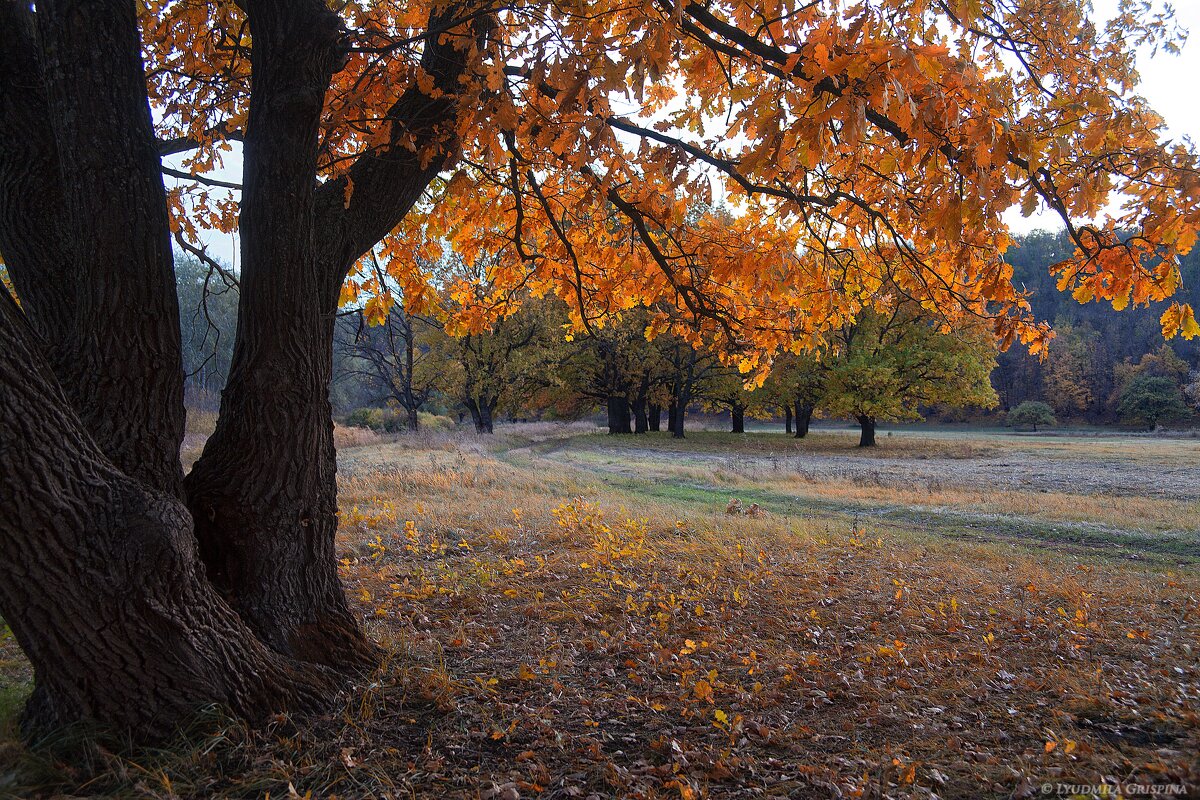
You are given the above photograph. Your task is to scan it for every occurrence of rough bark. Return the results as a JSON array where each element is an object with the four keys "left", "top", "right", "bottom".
[
  {"left": 0, "top": 4, "right": 73, "bottom": 360},
  {"left": 784, "top": 405, "right": 792, "bottom": 435},
  {"left": 857, "top": 414, "right": 876, "bottom": 447},
  {"left": 648, "top": 403, "right": 662, "bottom": 431},
  {"left": 184, "top": 2, "right": 374, "bottom": 670},
  {"left": 2, "top": 0, "right": 184, "bottom": 497},
  {"left": 0, "top": 294, "right": 329, "bottom": 742},
  {"left": 795, "top": 402, "right": 813, "bottom": 438},
  {"left": 731, "top": 404, "right": 745, "bottom": 434}
]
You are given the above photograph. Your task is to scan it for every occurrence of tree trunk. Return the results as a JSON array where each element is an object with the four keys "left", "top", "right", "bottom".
[
  {"left": 0, "top": 294, "right": 330, "bottom": 741},
  {"left": 407, "top": 406, "right": 420, "bottom": 431},
  {"left": 667, "top": 399, "right": 679, "bottom": 435},
  {"left": 731, "top": 404, "right": 745, "bottom": 433},
  {"left": 857, "top": 414, "right": 876, "bottom": 447},
  {"left": 648, "top": 403, "right": 661, "bottom": 431},
  {"left": 672, "top": 393, "right": 689, "bottom": 439},
  {"left": 795, "top": 402, "right": 813, "bottom": 438},
  {"left": 632, "top": 395, "right": 649, "bottom": 434},
  {"left": 466, "top": 398, "right": 495, "bottom": 433},
  {"left": 183, "top": 3, "right": 374, "bottom": 671},
  {"left": 784, "top": 405, "right": 792, "bottom": 435},
  {"left": 607, "top": 395, "right": 632, "bottom": 434},
  {"left": 1, "top": 0, "right": 185, "bottom": 497},
  {"left": 478, "top": 401, "right": 495, "bottom": 434}
]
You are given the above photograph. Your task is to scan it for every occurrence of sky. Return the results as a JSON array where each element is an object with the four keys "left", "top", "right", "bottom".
[
  {"left": 173, "top": 0, "right": 1200, "bottom": 264},
  {"left": 1006, "top": 0, "right": 1200, "bottom": 233}
]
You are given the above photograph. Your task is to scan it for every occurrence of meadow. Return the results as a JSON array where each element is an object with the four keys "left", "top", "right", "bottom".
[{"left": 2, "top": 424, "right": 1197, "bottom": 798}]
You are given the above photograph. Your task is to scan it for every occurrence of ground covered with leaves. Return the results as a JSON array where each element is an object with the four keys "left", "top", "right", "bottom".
[{"left": 3, "top": 426, "right": 1198, "bottom": 798}]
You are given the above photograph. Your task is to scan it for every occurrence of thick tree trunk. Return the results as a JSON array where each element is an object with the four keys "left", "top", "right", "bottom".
[
  {"left": 0, "top": 6, "right": 74, "bottom": 369},
  {"left": 648, "top": 403, "right": 661, "bottom": 431},
  {"left": 607, "top": 395, "right": 633, "bottom": 434},
  {"left": 785, "top": 405, "right": 792, "bottom": 435},
  {"left": 857, "top": 414, "right": 876, "bottom": 447},
  {"left": 667, "top": 399, "right": 679, "bottom": 435},
  {"left": 731, "top": 404, "right": 745, "bottom": 433},
  {"left": 795, "top": 402, "right": 813, "bottom": 438},
  {"left": 632, "top": 395, "right": 649, "bottom": 434},
  {"left": 466, "top": 398, "right": 495, "bottom": 433},
  {"left": 1, "top": 0, "right": 184, "bottom": 497},
  {"left": 407, "top": 406, "right": 420, "bottom": 431},
  {"left": 183, "top": 3, "right": 374, "bottom": 670},
  {"left": 0, "top": 295, "right": 329, "bottom": 741},
  {"left": 672, "top": 393, "right": 689, "bottom": 439}
]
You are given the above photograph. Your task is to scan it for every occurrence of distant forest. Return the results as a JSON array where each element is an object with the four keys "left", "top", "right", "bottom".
[{"left": 987, "top": 231, "right": 1200, "bottom": 423}]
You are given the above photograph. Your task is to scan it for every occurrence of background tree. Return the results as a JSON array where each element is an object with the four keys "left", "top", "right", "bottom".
[
  {"left": 175, "top": 254, "right": 239, "bottom": 406},
  {"left": 655, "top": 336, "right": 720, "bottom": 439},
  {"left": 338, "top": 304, "right": 444, "bottom": 431},
  {"left": 765, "top": 353, "right": 827, "bottom": 438},
  {"left": 554, "top": 311, "right": 667, "bottom": 434},
  {"left": 820, "top": 301, "right": 999, "bottom": 446},
  {"left": 1007, "top": 401, "right": 1057, "bottom": 432},
  {"left": 1116, "top": 376, "right": 1192, "bottom": 430},
  {"left": 438, "top": 298, "right": 555, "bottom": 433},
  {"left": 1042, "top": 320, "right": 1100, "bottom": 420}
]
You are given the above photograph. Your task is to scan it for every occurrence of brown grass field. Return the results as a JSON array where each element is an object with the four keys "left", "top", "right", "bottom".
[{"left": 2, "top": 423, "right": 1198, "bottom": 798}]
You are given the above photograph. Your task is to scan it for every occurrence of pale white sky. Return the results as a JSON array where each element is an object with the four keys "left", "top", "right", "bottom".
[
  {"left": 173, "top": 0, "right": 1200, "bottom": 264},
  {"left": 1007, "top": 0, "right": 1200, "bottom": 232}
]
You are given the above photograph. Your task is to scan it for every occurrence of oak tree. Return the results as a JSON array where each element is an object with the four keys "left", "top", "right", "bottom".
[
  {"left": 819, "top": 299, "right": 999, "bottom": 445},
  {"left": 1, "top": 0, "right": 1198, "bottom": 739}
]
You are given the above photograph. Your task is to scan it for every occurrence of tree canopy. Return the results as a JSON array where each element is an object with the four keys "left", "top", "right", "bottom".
[{"left": 149, "top": 0, "right": 1200, "bottom": 364}]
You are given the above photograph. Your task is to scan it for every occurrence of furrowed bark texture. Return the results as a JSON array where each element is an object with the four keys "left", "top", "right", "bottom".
[
  {"left": 0, "top": 4, "right": 73, "bottom": 355},
  {"left": 0, "top": 295, "right": 328, "bottom": 741},
  {"left": 187, "top": 0, "right": 483, "bottom": 668},
  {"left": 184, "top": 1, "right": 375, "bottom": 669},
  {"left": 3, "top": 0, "right": 184, "bottom": 497}
]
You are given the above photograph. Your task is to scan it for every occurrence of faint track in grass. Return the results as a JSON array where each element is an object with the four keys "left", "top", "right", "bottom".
[{"left": 511, "top": 436, "right": 1200, "bottom": 566}]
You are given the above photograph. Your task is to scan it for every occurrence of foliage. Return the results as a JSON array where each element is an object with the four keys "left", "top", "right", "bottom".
[
  {"left": 993, "top": 233, "right": 1200, "bottom": 420},
  {"left": 1116, "top": 376, "right": 1192, "bottom": 430},
  {"left": 345, "top": 407, "right": 409, "bottom": 433},
  {"left": 1111, "top": 344, "right": 1191, "bottom": 407},
  {"left": 819, "top": 300, "right": 999, "bottom": 425},
  {"left": 1041, "top": 319, "right": 1099, "bottom": 419},
  {"left": 146, "top": 0, "right": 1200, "bottom": 367},
  {"left": 1006, "top": 401, "right": 1057, "bottom": 431}
]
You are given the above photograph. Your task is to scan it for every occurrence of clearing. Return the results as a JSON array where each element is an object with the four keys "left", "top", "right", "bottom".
[{"left": 2, "top": 424, "right": 1198, "bottom": 798}]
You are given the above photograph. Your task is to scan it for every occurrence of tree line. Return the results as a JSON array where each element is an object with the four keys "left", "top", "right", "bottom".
[{"left": 179, "top": 231, "right": 1200, "bottom": 446}]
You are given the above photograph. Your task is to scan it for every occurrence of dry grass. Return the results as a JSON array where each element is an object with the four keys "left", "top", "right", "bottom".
[
  {"left": 333, "top": 424, "right": 383, "bottom": 450},
  {"left": 3, "top": 429, "right": 1199, "bottom": 798},
  {"left": 556, "top": 430, "right": 1200, "bottom": 536}
]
